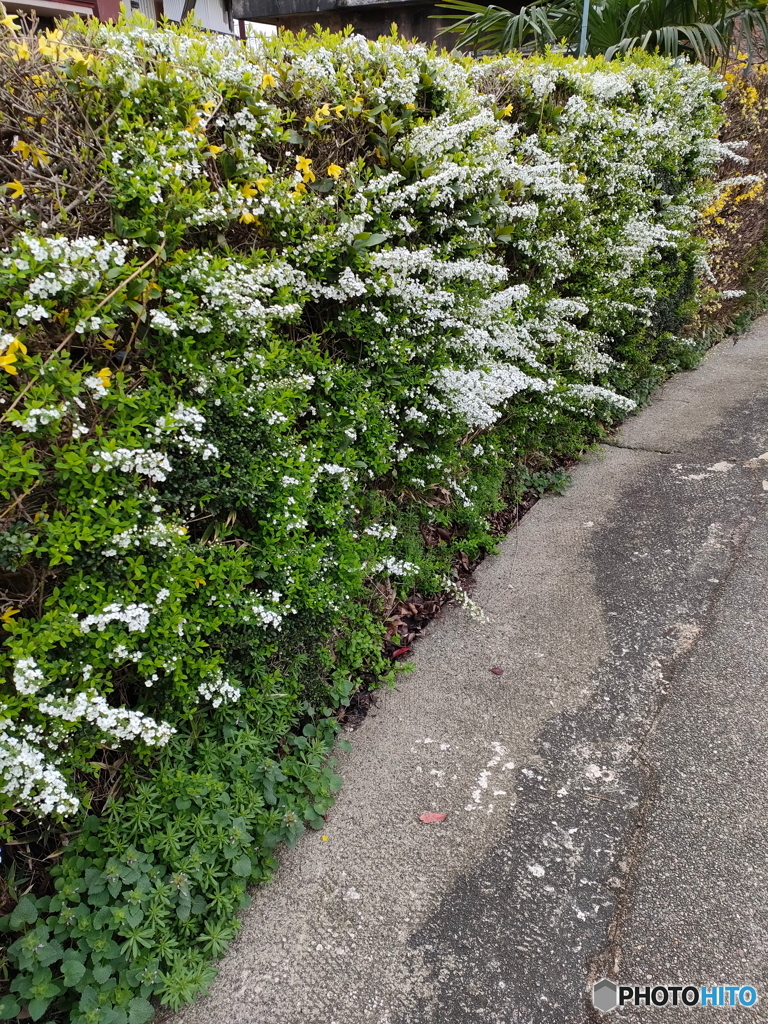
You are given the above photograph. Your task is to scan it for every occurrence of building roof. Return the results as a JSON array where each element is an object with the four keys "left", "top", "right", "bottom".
[{"left": 233, "top": 0, "right": 425, "bottom": 21}]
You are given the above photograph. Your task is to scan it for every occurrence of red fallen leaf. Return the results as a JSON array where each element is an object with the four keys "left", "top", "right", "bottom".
[
  {"left": 392, "top": 646, "right": 411, "bottom": 658},
  {"left": 490, "top": 666, "right": 504, "bottom": 675},
  {"left": 419, "top": 812, "right": 448, "bottom": 823}
]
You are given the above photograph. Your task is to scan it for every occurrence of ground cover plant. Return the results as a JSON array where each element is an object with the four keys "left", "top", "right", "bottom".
[{"left": 0, "top": 14, "right": 736, "bottom": 1021}]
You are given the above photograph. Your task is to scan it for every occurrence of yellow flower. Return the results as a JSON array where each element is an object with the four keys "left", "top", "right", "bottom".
[
  {"left": 0, "top": 339, "right": 27, "bottom": 375},
  {"left": 326, "top": 163, "right": 344, "bottom": 180},
  {"left": 102, "top": 338, "right": 115, "bottom": 351},
  {"left": 208, "top": 145, "right": 224, "bottom": 154},
  {"left": 333, "top": 104, "right": 345, "bottom": 117},
  {"left": 352, "top": 95, "right": 364, "bottom": 105},
  {"left": 194, "top": 576, "right": 206, "bottom": 587},
  {"left": 255, "top": 177, "right": 270, "bottom": 192},
  {"left": 202, "top": 99, "right": 217, "bottom": 114},
  {"left": 290, "top": 181, "right": 307, "bottom": 197},
  {"left": 404, "top": 102, "right": 416, "bottom": 110},
  {"left": 12, "top": 140, "right": 49, "bottom": 167},
  {"left": 242, "top": 182, "right": 259, "bottom": 198},
  {"left": 6, "top": 179, "right": 24, "bottom": 199},
  {"left": 296, "top": 156, "right": 315, "bottom": 183},
  {"left": 11, "top": 39, "right": 30, "bottom": 60},
  {"left": 96, "top": 367, "right": 112, "bottom": 388},
  {"left": 1, "top": 12, "right": 20, "bottom": 29},
  {"left": 239, "top": 211, "right": 258, "bottom": 223},
  {"left": 37, "top": 30, "right": 66, "bottom": 59},
  {"left": 261, "top": 72, "right": 277, "bottom": 88},
  {"left": 1, "top": 607, "right": 20, "bottom": 627},
  {"left": 501, "top": 104, "right": 513, "bottom": 116}
]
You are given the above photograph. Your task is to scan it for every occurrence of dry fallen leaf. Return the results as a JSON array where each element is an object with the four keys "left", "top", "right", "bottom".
[{"left": 419, "top": 812, "right": 448, "bottom": 823}]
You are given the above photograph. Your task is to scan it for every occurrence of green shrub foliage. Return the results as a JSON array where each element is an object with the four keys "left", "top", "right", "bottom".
[{"left": 0, "top": 14, "right": 724, "bottom": 1020}]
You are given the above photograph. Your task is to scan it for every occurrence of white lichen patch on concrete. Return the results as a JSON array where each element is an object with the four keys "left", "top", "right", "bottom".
[{"left": 464, "top": 744, "right": 515, "bottom": 812}]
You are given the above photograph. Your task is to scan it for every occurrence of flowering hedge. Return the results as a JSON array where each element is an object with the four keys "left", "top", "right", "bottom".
[{"left": 0, "top": 13, "right": 727, "bottom": 1021}]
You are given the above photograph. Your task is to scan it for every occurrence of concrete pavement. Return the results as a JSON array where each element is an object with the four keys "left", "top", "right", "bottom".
[{"left": 168, "top": 320, "right": 768, "bottom": 1024}]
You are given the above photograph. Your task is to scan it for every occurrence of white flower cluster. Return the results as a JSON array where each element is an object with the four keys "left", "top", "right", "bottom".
[
  {"left": 168, "top": 256, "right": 305, "bottom": 338},
  {"left": 243, "top": 591, "right": 295, "bottom": 630},
  {"left": 371, "top": 557, "right": 420, "bottom": 577},
  {"left": 83, "top": 376, "right": 110, "bottom": 399},
  {"left": 364, "top": 523, "right": 398, "bottom": 539},
  {"left": 3, "top": 235, "right": 130, "bottom": 327},
  {"left": 0, "top": 718, "right": 78, "bottom": 815},
  {"left": 153, "top": 403, "right": 219, "bottom": 461},
  {"left": 103, "top": 518, "right": 186, "bottom": 556},
  {"left": 38, "top": 691, "right": 175, "bottom": 745},
  {"left": 437, "top": 364, "right": 549, "bottom": 430},
  {"left": 80, "top": 602, "right": 152, "bottom": 634},
  {"left": 197, "top": 669, "right": 241, "bottom": 708},
  {"left": 562, "top": 384, "right": 637, "bottom": 413},
  {"left": 12, "top": 405, "right": 63, "bottom": 433},
  {"left": 13, "top": 657, "right": 45, "bottom": 696},
  {"left": 92, "top": 447, "right": 172, "bottom": 483},
  {"left": 442, "top": 576, "right": 488, "bottom": 623}
]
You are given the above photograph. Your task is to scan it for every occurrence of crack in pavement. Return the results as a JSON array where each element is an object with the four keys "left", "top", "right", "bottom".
[
  {"left": 601, "top": 441, "right": 677, "bottom": 456},
  {"left": 583, "top": 501, "right": 762, "bottom": 1019},
  {"left": 400, "top": 451, "right": 766, "bottom": 1024}
]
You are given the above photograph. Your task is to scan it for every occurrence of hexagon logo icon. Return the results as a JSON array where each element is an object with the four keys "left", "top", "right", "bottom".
[{"left": 593, "top": 978, "right": 618, "bottom": 1013}]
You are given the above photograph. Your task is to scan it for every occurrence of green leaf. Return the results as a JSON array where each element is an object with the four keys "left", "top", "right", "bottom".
[
  {"left": 9, "top": 896, "right": 38, "bottom": 930},
  {"left": 0, "top": 995, "right": 20, "bottom": 1020},
  {"left": 79, "top": 985, "right": 100, "bottom": 1012},
  {"left": 231, "top": 854, "right": 252, "bottom": 877},
  {"left": 28, "top": 997, "right": 53, "bottom": 1022},
  {"left": 92, "top": 964, "right": 113, "bottom": 985},
  {"left": 37, "top": 939, "right": 64, "bottom": 967},
  {"left": 62, "top": 958, "right": 87, "bottom": 987},
  {"left": 191, "top": 894, "right": 207, "bottom": 915},
  {"left": 352, "top": 232, "right": 388, "bottom": 249},
  {"left": 128, "top": 997, "right": 154, "bottom": 1024},
  {"left": 218, "top": 153, "right": 237, "bottom": 179}
]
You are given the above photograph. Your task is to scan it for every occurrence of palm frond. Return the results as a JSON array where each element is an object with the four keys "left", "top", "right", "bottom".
[
  {"left": 438, "top": 0, "right": 768, "bottom": 64},
  {"left": 436, "top": 0, "right": 575, "bottom": 52}
]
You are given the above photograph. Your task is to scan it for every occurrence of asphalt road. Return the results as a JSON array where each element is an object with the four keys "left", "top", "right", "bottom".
[{"left": 168, "top": 320, "right": 768, "bottom": 1024}]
